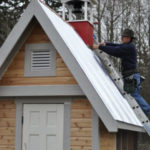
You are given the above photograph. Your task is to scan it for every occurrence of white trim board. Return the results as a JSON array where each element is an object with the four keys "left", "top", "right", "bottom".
[
  {"left": 0, "top": 85, "right": 84, "bottom": 97},
  {"left": 92, "top": 109, "right": 100, "bottom": 150}
]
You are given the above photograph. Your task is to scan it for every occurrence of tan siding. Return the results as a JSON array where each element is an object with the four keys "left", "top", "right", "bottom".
[
  {"left": 0, "top": 23, "right": 77, "bottom": 86},
  {"left": 100, "top": 121, "right": 116, "bottom": 150},
  {"left": 71, "top": 99, "right": 92, "bottom": 150},
  {"left": 0, "top": 146, "right": 14, "bottom": 150},
  {"left": 0, "top": 100, "right": 16, "bottom": 150}
]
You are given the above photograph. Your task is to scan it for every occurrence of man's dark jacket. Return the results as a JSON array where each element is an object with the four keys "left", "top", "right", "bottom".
[{"left": 99, "top": 42, "right": 137, "bottom": 76}]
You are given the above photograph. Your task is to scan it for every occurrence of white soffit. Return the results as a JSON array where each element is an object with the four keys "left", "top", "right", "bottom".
[{"left": 39, "top": 1, "right": 142, "bottom": 127}]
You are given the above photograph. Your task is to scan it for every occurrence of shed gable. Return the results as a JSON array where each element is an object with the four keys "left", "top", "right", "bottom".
[
  {"left": 0, "top": 22, "right": 77, "bottom": 86},
  {"left": 0, "top": 0, "right": 144, "bottom": 133}
]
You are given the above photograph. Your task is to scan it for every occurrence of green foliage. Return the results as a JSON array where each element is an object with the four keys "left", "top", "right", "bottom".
[
  {"left": 44, "top": 0, "right": 61, "bottom": 11},
  {"left": 0, "top": 0, "right": 30, "bottom": 46}
]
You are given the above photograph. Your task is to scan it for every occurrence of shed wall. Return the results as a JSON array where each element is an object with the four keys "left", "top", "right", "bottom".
[
  {"left": 100, "top": 121, "right": 116, "bottom": 150},
  {"left": 0, "top": 96, "right": 117, "bottom": 150},
  {"left": 0, "top": 100, "right": 16, "bottom": 150},
  {"left": 71, "top": 99, "right": 92, "bottom": 150}
]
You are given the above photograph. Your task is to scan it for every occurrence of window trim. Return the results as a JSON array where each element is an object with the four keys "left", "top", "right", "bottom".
[{"left": 24, "top": 43, "right": 56, "bottom": 77}]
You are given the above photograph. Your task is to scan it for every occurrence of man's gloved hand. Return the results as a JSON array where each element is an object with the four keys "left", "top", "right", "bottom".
[
  {"left": 92, "top": 42, "right": 106, "bottom": 50},
  {"left": 92, "top": 44, "right": 99, "bottom": 50},
  {"left": 100, "top": 42, "right": 106, "bottom": 46}
]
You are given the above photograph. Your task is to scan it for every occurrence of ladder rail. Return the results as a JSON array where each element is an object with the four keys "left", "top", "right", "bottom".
[{"left": 94, "top": 49, "right": 150, "bottom": 135}]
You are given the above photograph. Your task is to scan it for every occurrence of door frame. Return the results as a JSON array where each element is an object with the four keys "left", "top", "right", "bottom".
[{"left": 15, "top": 97, "right": 71, "bottom": 150}]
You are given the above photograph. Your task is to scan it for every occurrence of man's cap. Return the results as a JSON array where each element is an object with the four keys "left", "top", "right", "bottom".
[{"left": 122, "top": 29, "right": 136, "bottom": 39}]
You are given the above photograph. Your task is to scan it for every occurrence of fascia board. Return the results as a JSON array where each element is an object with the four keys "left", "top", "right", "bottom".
[
  {"left": 117, "top": 121, "right": 145, "bottom": 133},
  {"left": 0, "top": 85, "right": 84, "bottom": 97}
]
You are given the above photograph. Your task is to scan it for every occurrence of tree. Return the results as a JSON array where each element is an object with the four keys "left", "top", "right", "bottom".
[
  {"left": 44, "top": 0, "right": 61, "bottom": 11},
  {"left": 0, "top": 0, "right": 30, "bottom": 46},
  {"left": 94, "top": 0, "right": 150, "bottom": 100},
  {"left": 0, "top": 0, "right": 61, "bottom": 47}
]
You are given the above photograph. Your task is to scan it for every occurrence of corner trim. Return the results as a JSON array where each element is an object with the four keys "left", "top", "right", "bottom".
[
  {"left": 0, "top": 85, "right": 84, "bottom": 97},
  {"left": 15, "top": 101, "right": 23, "bottom": 150},
  {"left": 63, "top": 101, "right": 71, "bottom": 150},
  {"left": 92, "top": 108, "right": 100, "bottom": 150}
]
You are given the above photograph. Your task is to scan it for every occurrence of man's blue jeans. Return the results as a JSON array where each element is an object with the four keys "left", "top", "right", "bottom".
[{"left": 130, "top": 73, "right": 150, "bottom": 116}]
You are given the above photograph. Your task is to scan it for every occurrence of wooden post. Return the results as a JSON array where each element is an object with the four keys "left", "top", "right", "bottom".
[
  {"left": 69, "top": 8, "right": 73, "bottom": 21},
  {"left": 62, "top": 3, "right": 65, "bottom": 20},
  {"left": 84, "top": 1, "right": 88, "bottom": 20}
]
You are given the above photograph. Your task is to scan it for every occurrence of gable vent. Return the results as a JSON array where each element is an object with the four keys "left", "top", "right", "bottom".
[
  {"left": 31, "top": 49, "right": 51, "bottom": 70},
  {"left": 24, "top": 43, "right": 56, "bottom": 77}
]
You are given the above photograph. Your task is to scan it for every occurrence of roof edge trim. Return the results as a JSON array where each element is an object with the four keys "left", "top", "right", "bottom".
[{"left": 117, "top": 121, "right": 144, "bottom": 132}]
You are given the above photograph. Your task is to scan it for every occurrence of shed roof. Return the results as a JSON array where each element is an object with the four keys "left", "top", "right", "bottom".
[{"left": 0, "top": 0, "right": 144, "bottom": 132}]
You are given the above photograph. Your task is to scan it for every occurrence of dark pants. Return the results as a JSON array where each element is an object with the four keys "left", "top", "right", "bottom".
[{"left": 130, "top": 73, "right": 150, "bottom": 116}]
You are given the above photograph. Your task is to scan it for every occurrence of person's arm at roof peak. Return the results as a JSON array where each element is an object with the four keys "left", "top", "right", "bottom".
[
  {"left": 99, "top": 44, "right": 130, "bottom": 58},
  {"left": 106, "top": 42, "right": 121, "bottom": 46}
]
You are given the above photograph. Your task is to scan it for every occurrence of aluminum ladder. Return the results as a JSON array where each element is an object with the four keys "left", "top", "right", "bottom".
[{"left": 94, "top": 49, "right": 150, "bottom": 135}]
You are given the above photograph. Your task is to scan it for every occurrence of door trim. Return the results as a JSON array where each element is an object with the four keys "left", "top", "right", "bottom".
[{"left": 15, "top": 98, "right": 71, "bottom": 150}]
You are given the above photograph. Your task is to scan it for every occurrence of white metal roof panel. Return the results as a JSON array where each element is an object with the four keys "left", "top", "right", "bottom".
[{"left": 39, "top": 1, "right": 142, "bottom": 127}]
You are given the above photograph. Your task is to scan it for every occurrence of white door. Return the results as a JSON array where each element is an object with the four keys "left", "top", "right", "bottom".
[{"left": 22, "top": 104, "right": 64, "bottom": 150}]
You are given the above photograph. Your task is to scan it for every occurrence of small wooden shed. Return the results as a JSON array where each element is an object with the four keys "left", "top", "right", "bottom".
[{"left": 0, "top": 0, "right": 145, "bottom": 150}]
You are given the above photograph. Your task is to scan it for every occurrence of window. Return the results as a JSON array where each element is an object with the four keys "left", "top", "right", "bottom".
[{"left": 24, "top": 43, "right": 56, "bottom": 77}]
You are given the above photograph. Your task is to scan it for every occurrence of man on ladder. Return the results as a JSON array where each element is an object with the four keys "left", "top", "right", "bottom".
[{"left": 93, "top": 29, "right": 150, "bottom": 119}]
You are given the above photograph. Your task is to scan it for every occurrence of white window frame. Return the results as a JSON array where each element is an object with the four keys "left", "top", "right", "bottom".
[{"left": 24, "top": 43, "right": 56, "bottom": 77}]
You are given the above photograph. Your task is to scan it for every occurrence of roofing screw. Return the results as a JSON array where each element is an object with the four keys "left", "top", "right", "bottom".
[
  {"left": 109, "top": 64, "right": 111, "bottom": 67},
  {"left": 123, "top": 93, "right": 126, "bottom": 96}
]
